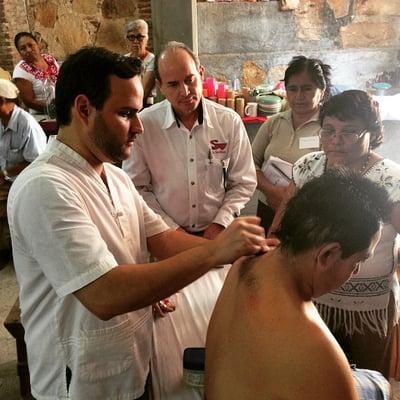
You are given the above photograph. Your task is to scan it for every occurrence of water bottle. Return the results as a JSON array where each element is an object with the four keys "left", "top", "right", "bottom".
[
  {"left": 43, "top": 77, "right": 56, "bottom": 118},
  {"left": 232, "top": 76, "right": 241, "bottom": 91}
]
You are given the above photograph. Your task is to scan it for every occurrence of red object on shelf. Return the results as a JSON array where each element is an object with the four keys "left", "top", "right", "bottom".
[{"left": 241, "top": 116, "right": 267, "bottom": 124}]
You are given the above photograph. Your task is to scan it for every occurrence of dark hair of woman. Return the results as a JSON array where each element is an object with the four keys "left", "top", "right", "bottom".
[
  {"left": 319, "top": 90, "right": 383, "bottom": 149},
  {"left": 14, "top": 32, "right": 37, "bottom": 49},
  {"left": 284, "top": 56, "right": 332, "bottom": 102}
]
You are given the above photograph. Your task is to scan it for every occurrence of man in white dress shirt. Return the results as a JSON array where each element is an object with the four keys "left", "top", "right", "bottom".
[
  {"left": 123, "top": 41, "right": 257, "bottom": 399},
  {"left": 8, "top": 46, "right": 269, "bottom": 400}
]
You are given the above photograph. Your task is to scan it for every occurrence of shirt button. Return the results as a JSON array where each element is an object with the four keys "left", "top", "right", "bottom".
[
  {"left": 191, "top": 181, "right": 195, "bottom": 185},
  {"left": 189, "top": 135, "right": 193, "bottom": 139},
  {"left": 190, "top": 158, "right": 194, "bottom": 162},
  {"left": 192, "top": 204, "right": 196, "bottom": 208}
]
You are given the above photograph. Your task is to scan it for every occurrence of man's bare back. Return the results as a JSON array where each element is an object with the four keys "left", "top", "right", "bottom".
[{"left": 205, "top": 253, "right": 358, "bottom": 400}]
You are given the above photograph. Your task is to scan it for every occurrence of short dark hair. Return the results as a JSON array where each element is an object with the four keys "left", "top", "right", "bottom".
[
  {"left": 319, "top": 90, "right": 383, "bottom": 149},
  {"left": 14, "top": 32, "right": 37, "bottom": 50},
  {"left": 154, "top": 41, "right": 200, "bottom": 82},
  {"left": 55, "top": 46, "right": 142, "bottom": 126},
  {"left": 274, "top": 169, "right": 391, "bottom": 258},
  {"left": 284, "top": 56, "right": 332, "bottom": 102}
]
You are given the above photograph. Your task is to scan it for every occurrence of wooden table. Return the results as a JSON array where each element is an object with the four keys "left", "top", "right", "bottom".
[{"left": 4, "top": 298, "right": 33, "bottom": 399}]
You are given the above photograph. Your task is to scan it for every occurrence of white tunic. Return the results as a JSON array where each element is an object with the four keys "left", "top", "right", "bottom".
[{"left": 8, "top": 139, "right": 169, "bottom": 400}]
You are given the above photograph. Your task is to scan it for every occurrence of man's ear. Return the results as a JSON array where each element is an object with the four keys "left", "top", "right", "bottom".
[
  {"left": 198, "top": 65, "right": 205, "bottom": 80},
  {"left": 315, "top": 242, "right": 342, "bottom": 272},
  {"left": 75, "top": 95, "right": 91, "bottom": 122}
]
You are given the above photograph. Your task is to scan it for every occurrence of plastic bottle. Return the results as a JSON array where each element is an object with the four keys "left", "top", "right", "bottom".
[
  {"left": 232, "top": 76, "right": 241, "bottom": 91},
  {"left": 43, "top": 76, "right": 56, "bottom": 118}
]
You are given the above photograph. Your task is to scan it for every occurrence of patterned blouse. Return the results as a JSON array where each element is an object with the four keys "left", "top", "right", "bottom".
[{"left": 293, "top": 151, "right": 400, "bottom": 336}]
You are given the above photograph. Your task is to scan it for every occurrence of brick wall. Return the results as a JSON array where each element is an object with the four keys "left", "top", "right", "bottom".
[
  {"left": 0, "top": 0, "right": 152, "bottom": 71},
  {"left": 0, "top": 0, "right": 13, "bottom": 72}
]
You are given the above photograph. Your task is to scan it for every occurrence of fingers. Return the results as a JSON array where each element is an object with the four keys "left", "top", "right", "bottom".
[{"left": 152, "top": 298, "right": 176, "bottom": 318}]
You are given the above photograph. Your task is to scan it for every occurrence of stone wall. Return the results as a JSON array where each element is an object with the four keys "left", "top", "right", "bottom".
[
  {"left": 0, "top": 0, "right": 152, "bottom": 72},
  {"left": 197, "top": 0, "right": 400, "bottom": 89}
]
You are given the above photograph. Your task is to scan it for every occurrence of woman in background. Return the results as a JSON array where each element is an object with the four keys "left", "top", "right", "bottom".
[
  {"left": 13, "top": 32, "right": 59, "bottom": 114},
  {"left": 277, "top": 90, "right": 400, "bottom": 378},
  {"left": 125, "top": 19, "right": 156, "bottom": 105},
  {"left": 252, "top": 56, "right": 331, "bottom": 230}
]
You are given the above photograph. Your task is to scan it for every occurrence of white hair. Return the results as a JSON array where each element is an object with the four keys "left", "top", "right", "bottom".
[{"left": 126, "top": 19, "right": 148, "bottom": 35}]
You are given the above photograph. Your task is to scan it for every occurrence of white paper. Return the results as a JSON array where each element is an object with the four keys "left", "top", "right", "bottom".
[
  {"left": 261, "top": 156, "right": 293, "bottom": 187},
  {"left": 299, "top": 136, "right": 320, "bottom": 149}
]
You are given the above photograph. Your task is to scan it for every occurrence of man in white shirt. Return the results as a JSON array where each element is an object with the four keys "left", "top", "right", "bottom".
[
  {"left": 8, "top": 46, "right": 270, "bottom": 400},
  {"left": 122, "top": 42, "right": 257, "bottom": 399},
  {"left": 0, "top": 78, "right": 46, "bottom": 266}
]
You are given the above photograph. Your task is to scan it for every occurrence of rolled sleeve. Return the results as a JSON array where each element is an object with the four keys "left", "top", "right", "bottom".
[{"left": 10, "top": 174, "right": 118, "bottom": 297}]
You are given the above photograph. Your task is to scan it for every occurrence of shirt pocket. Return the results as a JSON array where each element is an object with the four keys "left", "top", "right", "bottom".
[
  {"left": 67, "top": 312, "right": 152, "bottom": 388},
  {"left": 7, "top": 148, "right": 23, "bottom": 165},
  {"left": 204, "top": 158, "right": 230, "bottom": 195}
]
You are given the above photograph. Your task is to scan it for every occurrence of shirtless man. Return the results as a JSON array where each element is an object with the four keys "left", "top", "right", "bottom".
[{"left": 205, "top": 170, "right": 391, "bottom": 400}]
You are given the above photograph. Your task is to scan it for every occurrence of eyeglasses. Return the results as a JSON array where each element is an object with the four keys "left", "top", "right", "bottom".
[
  {"left": 126, "top": 34, "right": 146, "bottom": 42},
  {"left": 319, "top": 128, "right": 368, "bottom": 143}
]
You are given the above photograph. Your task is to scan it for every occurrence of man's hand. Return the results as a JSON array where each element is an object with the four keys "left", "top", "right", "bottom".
[
  {"left": 203, "top": 223, "right": 225, "bottom": 240},
  {"left": 206, "top": 216, "right": 271, "bottom": 265},
  {"left": 152, "top": 297, "right": 177, "bottom": 318}
]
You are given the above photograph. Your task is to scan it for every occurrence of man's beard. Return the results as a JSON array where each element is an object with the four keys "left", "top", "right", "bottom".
[{"left": 89, "top": 113, "right": 126, "bottom": 164}]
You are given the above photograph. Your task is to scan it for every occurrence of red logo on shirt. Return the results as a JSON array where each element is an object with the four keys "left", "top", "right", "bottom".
[{"left": 210, "top": 140, "right": 227, "bottom": 151}]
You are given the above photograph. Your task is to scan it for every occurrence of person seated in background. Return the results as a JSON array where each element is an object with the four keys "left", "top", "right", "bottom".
[
  {"left": 205, "top": 170, "right": 392, "bottom": 400},
  {"left": 252, "top": 56, "right": 331, "bottom": 231},
  {"left": 0, "top": 79, "right": 46, "bottom": 266},
  {"left": 125, "top": 19, "right": 156, "bottom": 106},
  {"left": 13, "top": 31, "right": 59, "bottom": 115}
]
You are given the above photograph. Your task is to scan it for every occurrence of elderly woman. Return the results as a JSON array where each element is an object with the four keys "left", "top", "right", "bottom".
[
  {"left": 252, "top": 56, "right": 331, "bottom": 230},
  {"left": 13, "top": 32, "right": 59, "bottom": 114},
  {"left": 125, "top": 19, "right": 156, "bottom": 105},
  {"left": 275, "top": 90, "right": 400, "bottom": 378}
]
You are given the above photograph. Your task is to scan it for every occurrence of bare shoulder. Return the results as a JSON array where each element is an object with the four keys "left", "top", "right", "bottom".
[{"left": 287, "top": 319, "right": 358, "bottom": 400}]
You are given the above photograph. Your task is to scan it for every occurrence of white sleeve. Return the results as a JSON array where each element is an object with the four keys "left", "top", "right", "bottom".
[
  {"left": 21, "top": 117, "right": 47, "bottom": 162},
  {"left": 213, "top": 114, "right": 257, "bottom": 227},
  {"left": 122, "top": 143, "right": 180, "bottom": 229},
  {"left": 13, "top": 62, "right": 33, "bottom": 82},
  {"left": 10, "top": 175, "right": 117, "bottom": 297}
]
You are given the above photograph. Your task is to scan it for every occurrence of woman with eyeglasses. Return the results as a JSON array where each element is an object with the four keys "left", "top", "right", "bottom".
[
  {"left": 273, "top": 89, "right": 400, "bottom": 378},
  {"left": 252, "top": 56, "right": 332, "bottom": 231},
  {"left": 125, "top": 19, "right": 156, "bottom": 105}
]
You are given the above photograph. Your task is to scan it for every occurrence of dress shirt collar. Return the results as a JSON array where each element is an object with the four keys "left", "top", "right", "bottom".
[{"left": 162, "top": 98, "right": 206, "bottom": 130}]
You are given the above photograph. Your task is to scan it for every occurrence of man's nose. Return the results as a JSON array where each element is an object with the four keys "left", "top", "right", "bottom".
[
  {"left": 179, "top": 82, "right": 190, "bottom": 97},
  {"left": 130, "top": 116, "right": 144, "bottom": 135}
]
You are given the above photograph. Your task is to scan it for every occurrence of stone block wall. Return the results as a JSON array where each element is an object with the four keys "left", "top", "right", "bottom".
[
  {"left": 197, "top": 0, "right": 400, "bottom": 89},
  {"left": 0, "top": 0, "right": 152, "bottom": 73}
]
